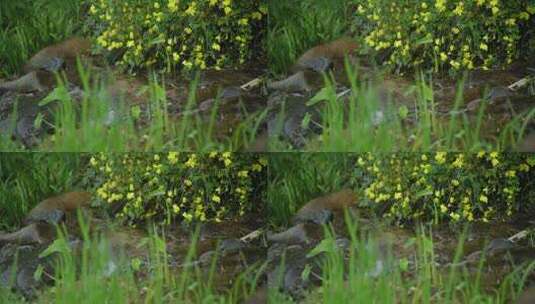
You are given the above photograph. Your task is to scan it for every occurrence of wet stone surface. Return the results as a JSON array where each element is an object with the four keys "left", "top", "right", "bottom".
[
  {"left": 0, "top": 62, "right": 268, "bottom": 149},
  {"left": 262, "top": 191, "right": 535, "bottom": 302},
  {"left": 265, "top": 41, "right": 535, "bottom": 149}
]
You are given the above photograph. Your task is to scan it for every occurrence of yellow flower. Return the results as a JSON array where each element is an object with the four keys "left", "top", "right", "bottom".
[
  {"left": 435, "top": 0, "right": 446, "bottom": 12},
  {"left": 450, "top": 212, "right": 460, "bottom": 221},
  {"left": 183, "top": 212, "right": 193, "bottom": 222},
  {"left": 167, "top": 152, "right": 178, "bottom": 164},
  {"left": 252, "top": 163, "right": 262, "bottom": 172},
  {"left": 505, "top": 170, "right": 516, "bottom": 178}
]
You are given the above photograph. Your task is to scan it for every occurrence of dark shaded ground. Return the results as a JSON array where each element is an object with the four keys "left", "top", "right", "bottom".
[
  {"left": 266, "top": 50, "right": 535, "bottom": 150},
  {"left": 0, "top": 55, "right": 268, "bottom": 150},
  {"left": 0, "top": 202, "right": 268, "bottom": 301},
  {"left": 261, "top": 191, "right": 535, "bottom": 302}
]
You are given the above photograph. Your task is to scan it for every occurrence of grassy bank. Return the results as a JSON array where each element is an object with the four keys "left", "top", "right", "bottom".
[
  {"left": 268, "top": 218, "right": 534, "bottom": 303},
  {"left": 268, "top": 0, "right": 535, "bottom": 151},
  {"left": 0, "top": 153, "right": 86, "bottom": 229},
  {"left": 0, "top": 72, "right": 267, "bottom": 152},
  {"left": 268, "top": 0, "right": 352, "bottom": 75},
  {"left": 0, "top": 221, "right": 263, "bottom": 303},
  {"left": 0, "top": 0, "right": 84, "bottom": 77}
]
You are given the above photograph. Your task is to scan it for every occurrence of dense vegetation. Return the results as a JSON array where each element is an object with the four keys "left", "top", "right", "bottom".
[
  {"left": 88, "top": 0, "right": 266, "bottom": 73},
  {"left": 268, "top": 153, "right": 535, "bottom": 226},
  {"left": 89, "top": 152, "right": 267, "bottom": 225}
]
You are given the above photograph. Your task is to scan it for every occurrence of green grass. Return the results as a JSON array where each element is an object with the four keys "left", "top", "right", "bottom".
[
  {"left": 0, "top": 214, "right": 264, "bottom": 303},
  {"left": 0, "top": 0, "right": 84, "bottom": 77},
  {"left": 267, "top": 153, "right": 356, "bottom": 227},
  {"left": 269, "top": 214, "right": 534, "bottom": 303},
  {"left": 268, "top": 0, "right": 352, "bottom": 75},
  {"left": 268, "top": 64, "right": 535, "bottom": 151},
  {"left": 268, "top": 0, "right": 534, "bottom": 151},
  {"left": 0, "top": 65, "right": 267, "bottom": 152},
  {"left": 0, "top": 153, "right": 86, "bottom": 230}
]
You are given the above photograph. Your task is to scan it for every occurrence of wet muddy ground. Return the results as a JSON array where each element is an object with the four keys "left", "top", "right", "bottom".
[
  {"left": 1, "top": 190, "right": 533, "bottom": 302},
  {"left": 266, "top": 53, "right": 535, "bottom": 150},
  {"left": 0, "top": 57, "right": 268, "bottom": 150},
  {"left": 0, "top": 207, "right": 268, "bottom": 300},
  {"left": 1, "top": 38, "right": 533, "bottom": 151},
  {"left": 261, "top": 190, "right": 535, "bottom": 303}
]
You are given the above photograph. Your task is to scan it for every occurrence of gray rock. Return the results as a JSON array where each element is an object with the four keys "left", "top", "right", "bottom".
[
  {"left": 218, "top": 238, "right": 245, "bottom": 255},
  {"left": 267, "top": 224, "right": 309, "bottom": 245},
  {"left": 198, "top": 250, "right": 216, "bottom": 266},
  {"left": 486, "top": 238, "right": 515, "bottom": 254},
  {"left": 293, "top": 209, "right": 333, "bottom": 225},
  {"left": 298, "top": 56, "right": 332, "bottom": 73}
]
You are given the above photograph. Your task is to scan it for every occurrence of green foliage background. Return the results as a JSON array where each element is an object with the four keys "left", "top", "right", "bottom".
[
  {"left": 267, "top": 153, "right": 535, "bottom": 226},
  {"left": 0, "top": 153, "right": 86, "bottom": 229},
  {"left": 0, "top": 0, "right": 84, "bottom": 77}
]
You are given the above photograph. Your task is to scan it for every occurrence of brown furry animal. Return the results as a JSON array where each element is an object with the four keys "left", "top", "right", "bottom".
[
  {"left": 0, "top": 222, "right": 55, "bottom": 245},
  {"left": 0, "top": 70, "right": 56, "bottom": 93},
  {"left": 292, "top": 37, "right": 359, "bottom": 73},
  {"left": 0, "top": 37, "right": 91, "bottom": 95},
  {"left": 292, "top": 189, "right": 358, "bottom": 224},
  {"left": 24, "top": 191, "right": 92, "bottom": 224},
  {"left": 23, "top": 37, "right": 91, "bottom": 73}
]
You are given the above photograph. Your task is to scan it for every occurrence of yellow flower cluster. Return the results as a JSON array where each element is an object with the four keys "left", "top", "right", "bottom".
[
  {"left": 89, "top": 152, "right": 267, "bottom": 226},
  {"left": 356, "top": 153, "right": 534, "bottom": 225},
  {"left": 88, "top": 0, "right": 266, "bottom": 72},
  {"left": 355, "top": 0, "right": 534, "bottom": 73}
]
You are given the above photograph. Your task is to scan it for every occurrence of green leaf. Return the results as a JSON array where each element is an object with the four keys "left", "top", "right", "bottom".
[
  {"left": 415, "top": 36, "right": 433, "bottom": 46},
  {"left": 39, "top": 86, "right": 70, "bottom": 107},
  {"left": 414, "top": 189, "right": 433, "bottom": 198},
  {"left": 301, "top": 264, "right": 311, "bottom": 282},
  {"left": 33, "top": 264, "right": 44, "bottom": 282},
  {"left": 307, "top": 87, "right": 332, "bottom": 106},
  {"left": 39, "top": 239, "right": 71, "bottom": 258},
  {"left": 131, "top": 105, "right": 142, "bottom": 120},
  {"left": 33, "top": 113, "right": 44, "bottom": 130},
  {"left": 398, "top": 105, "right": 409, "bottom": 119},
  {"left": 131, "top": 258, "right": 142, "bottom": 271},
  {"left": 399, "top": 257, "right": 409, "bottom": 272},
  {"left": 301, "top": 112, "right": 311, "bottom": 129},
  {"left": 306, "top": 238, "right": 334, "bottom": 258}
]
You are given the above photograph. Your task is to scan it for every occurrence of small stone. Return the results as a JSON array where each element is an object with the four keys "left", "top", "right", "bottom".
[
  {"left": 218, "top": 238, "right": 245, "bottom": 255},
  {"left": 267, "top": 224, "right": 309, "bottom": 245}
]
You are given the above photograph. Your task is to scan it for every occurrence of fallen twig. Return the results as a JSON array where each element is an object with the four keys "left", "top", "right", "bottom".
[
  {"left": 241, "top": 78, "right": 262, "bottom": 91},
  {"left": 508, "top": 76, "right": 533, "bottom": 91},
  {"left": 240, "top": 228, "right": 263, "bottom": 243}
]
